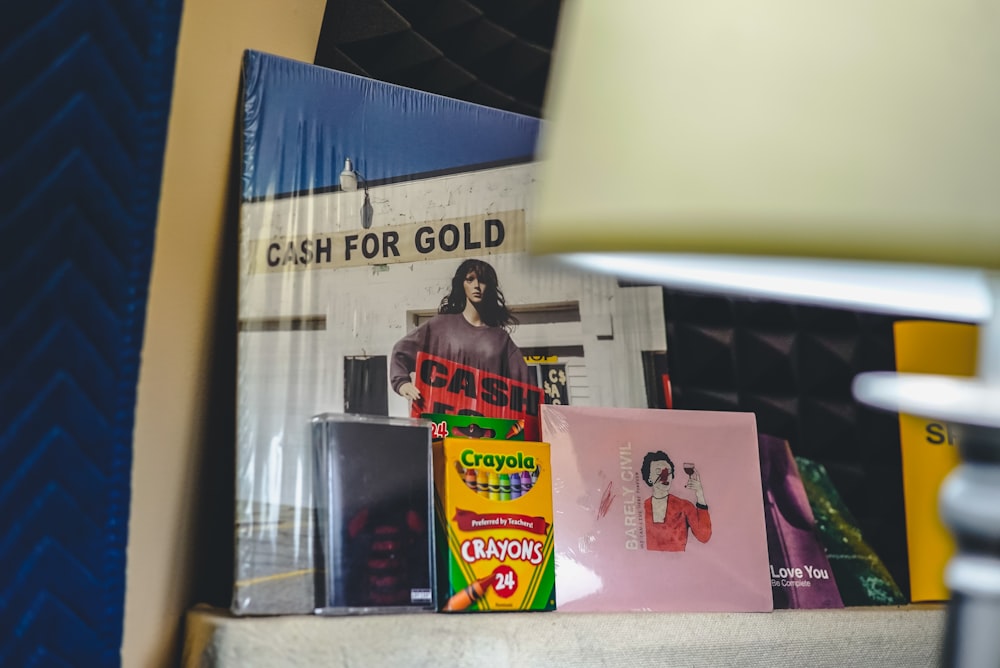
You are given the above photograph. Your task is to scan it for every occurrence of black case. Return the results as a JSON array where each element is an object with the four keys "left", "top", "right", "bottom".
[{"left": 311, "top": 413, "right": 436, "bottom": 614}]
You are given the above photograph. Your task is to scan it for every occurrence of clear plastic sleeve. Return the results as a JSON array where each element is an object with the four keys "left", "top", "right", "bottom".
[{"left": 235, "top": 50, "right": 676, "bottom": 615}]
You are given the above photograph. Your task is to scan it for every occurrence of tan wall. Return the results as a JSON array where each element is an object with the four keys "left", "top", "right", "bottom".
[{"left": 123, "top": 1, "right": 326, "bottom": 665}]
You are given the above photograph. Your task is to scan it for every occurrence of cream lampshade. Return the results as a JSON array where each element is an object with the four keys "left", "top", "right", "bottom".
[
  {"left": 533, "top": 1, "right": 1000, "bottom": 266},
  {"left": 532, "top": 3, "right": 1000, "bottom": 666}
]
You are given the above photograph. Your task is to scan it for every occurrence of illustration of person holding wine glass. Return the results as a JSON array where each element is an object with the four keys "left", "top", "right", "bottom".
[{"left": 640, "top": 450, "right": 712, "bottom": 552}]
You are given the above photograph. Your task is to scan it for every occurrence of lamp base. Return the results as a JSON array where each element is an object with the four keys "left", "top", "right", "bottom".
[{"left": 855, "top": 372, "right": 1000, "bottom": 668}]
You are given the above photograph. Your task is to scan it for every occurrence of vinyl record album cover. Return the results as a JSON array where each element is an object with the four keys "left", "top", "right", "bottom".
[
  {"left": 758, "top": 434, "right": 843, "bottom": 609},
  {"left": 542, "top": 405, "right": 772, "bottom": 612},
  {"left": 796, "top": 457, "right": 907, "bottom": 606},
  {"left": 234, "top": 50, "right": 671, "bottom": 614}
]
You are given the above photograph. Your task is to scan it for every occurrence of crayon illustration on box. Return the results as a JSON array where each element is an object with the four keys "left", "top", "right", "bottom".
[
  {"left": 542, "top": 405, "right": 772, "bottom": 613},
  {"left": 424, "top": 413, "right": 526, "bottom": 442},
  {"left": 430, "top": 414, "right": 555, "bottom": 612}
]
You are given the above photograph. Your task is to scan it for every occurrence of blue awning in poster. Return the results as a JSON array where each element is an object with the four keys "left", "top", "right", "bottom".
[{"left": 241, "top": 50, "right": 542, "bottom": 201}]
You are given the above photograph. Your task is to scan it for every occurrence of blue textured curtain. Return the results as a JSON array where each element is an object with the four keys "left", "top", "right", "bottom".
[{"left": 1, "top": 1, "right": 183, "bottom": 665}]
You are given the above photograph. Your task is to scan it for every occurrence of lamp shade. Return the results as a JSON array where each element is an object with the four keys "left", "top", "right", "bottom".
[
  {"left": 532, "top": 1, "right": 1000, "bottom": 269},
  {"left": 534, "top": 7, "right": 1000, "bottom": 663}
]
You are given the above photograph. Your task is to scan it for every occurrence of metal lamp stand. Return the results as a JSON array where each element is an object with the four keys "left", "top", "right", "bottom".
[{"left": 855, "top": 273, "right": 1000, "bottom": 668}]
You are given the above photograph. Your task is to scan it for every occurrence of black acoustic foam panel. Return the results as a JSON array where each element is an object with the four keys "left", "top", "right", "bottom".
[
  {"left": 663, "top": 290, "right": 909, "bottom": 596},
  {"left": 315, "top": 0, "right": 561, "bottom": 117}
]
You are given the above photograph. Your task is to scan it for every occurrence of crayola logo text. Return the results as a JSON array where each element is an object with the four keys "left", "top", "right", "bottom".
[{"left": 460, "top": 448, "right": 535, "bottom": 473}]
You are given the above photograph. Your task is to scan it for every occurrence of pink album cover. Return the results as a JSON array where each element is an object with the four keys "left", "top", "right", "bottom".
[{"left": 542, "top": 405, "right": 773, "bottom": 612}]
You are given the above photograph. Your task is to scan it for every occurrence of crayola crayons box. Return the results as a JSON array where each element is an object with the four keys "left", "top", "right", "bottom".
[{"left": 431, "top": 421, "right": 556, "bottom": 612}]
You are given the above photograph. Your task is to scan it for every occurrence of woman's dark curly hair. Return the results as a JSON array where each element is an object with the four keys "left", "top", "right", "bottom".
[
  {"left": 439, "top": 259, "right": 518, "bottom": 330},
  {"left": 641, "top": 451, "right": 675, "bottom": 487}
]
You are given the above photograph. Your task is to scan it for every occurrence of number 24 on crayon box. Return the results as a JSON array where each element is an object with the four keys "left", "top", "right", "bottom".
[{"left": 432, "top": 435, "right": 556, "bottom": 612}]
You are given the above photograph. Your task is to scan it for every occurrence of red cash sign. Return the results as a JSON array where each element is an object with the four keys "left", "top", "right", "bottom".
[
  {"left": 453, "top": 509, "right": 549, "bottom": 535},
  {"left": 411, "top": 352, "right": 541, "bottom": 440}
]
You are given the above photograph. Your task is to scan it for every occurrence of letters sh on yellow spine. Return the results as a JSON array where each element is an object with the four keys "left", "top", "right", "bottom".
[{"left": 894, "top": 320, "right": 978, "bottom": 602}]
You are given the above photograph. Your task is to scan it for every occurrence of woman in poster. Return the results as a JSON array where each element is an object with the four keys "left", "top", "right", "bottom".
[
  {"left": 390, "top": 259, "right": 532, "bottom": 403},
  {"left": 641, "top": 450, "right": 712, "bottom": 552}
]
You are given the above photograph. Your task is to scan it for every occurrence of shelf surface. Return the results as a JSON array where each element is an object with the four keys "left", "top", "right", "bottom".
[{"left": 183, "top": 604, "right": 945, "bottom": 667}]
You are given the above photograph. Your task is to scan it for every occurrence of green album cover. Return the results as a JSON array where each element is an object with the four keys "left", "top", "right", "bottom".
[{"left": 795, "top": 457, "right": 906, "bottom": 606}]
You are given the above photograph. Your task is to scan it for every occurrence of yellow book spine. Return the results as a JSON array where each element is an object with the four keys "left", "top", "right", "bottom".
[{"left": 894, "top": 320, "right": 977, "bottom": 602}]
